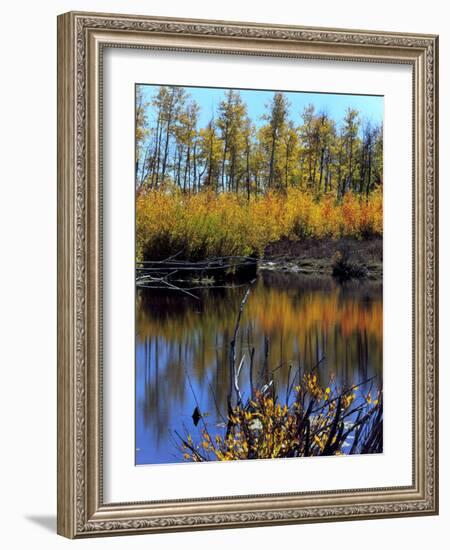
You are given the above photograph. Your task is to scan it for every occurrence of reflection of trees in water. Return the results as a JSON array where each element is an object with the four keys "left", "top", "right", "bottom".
[
  {"left": 260, "top": 270, "right": 382, "bottom": 295},
  {"left": 136, "top": 273, "right": 382, "bottom": 443}
]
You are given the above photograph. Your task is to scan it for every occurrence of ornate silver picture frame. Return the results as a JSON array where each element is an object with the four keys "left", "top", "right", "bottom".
[{"left": 57, "top": 11, "right": 438, "bottom": 538}]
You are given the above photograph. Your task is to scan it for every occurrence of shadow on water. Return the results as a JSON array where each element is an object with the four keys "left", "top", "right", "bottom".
[{"left": 135, "top": 271, "right": 382, "bottom": 465}]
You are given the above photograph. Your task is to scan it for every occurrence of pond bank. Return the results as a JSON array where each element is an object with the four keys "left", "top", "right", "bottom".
[
  {"left": 136, "top": 236, "right": 383, "bottom": 290},
  {"left": 262, "top": 236, "right": 382, "bottom": 279}
]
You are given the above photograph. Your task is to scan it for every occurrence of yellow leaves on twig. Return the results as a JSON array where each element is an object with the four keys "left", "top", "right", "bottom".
[{"left": 180, "top": 375, "right": 382, "bottom": 462}]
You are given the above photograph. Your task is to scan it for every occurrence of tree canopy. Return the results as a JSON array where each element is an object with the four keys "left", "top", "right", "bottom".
[{"left": 136, "top": 85, "right": 383, "bottom": 199}]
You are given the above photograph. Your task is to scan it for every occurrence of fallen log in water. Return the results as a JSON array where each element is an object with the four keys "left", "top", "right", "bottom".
[{"left": 136, "top": 255, "right": 258, "bottom": 289}]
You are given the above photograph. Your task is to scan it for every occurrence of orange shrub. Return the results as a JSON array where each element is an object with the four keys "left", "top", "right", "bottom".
[{"left": 136, "top": 187, "right": 383, "bottom": 261}]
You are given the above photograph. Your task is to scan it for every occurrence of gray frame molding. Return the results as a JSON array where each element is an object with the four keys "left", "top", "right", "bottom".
[{"left": 57, "top": 11, "right": 438, "bottom": 538}]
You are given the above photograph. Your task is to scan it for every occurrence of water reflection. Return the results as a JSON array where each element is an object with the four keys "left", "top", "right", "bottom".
[{"left": 136, "top": 272, "right": 382, "bottom": 465}]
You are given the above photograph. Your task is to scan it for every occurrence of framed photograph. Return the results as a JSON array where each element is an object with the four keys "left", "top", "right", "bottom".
[{"left": 57, "top": 11, "right": 439, "bottom": 538}]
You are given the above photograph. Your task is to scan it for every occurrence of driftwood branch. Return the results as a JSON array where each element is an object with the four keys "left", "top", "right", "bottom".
[{"left": 228, "top": 280, "right": 256, "bottom": 407}]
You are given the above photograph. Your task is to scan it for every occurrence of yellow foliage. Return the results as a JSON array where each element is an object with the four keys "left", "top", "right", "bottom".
[
  {"left": 180, "top": 381, "right": 383, "bottom": 462},
  {"left": 342, "top": 393, "right": 356, "bottom": 409},
  {"left": 136, "top": 187, "right": 383, "bottom": 261}
]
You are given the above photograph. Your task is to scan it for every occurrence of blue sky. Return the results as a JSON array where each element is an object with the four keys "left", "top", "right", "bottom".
[{"left": 139, "top": 84, "right": 383, "bottom": 131}]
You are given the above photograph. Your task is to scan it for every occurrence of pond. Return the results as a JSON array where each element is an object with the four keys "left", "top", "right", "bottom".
[{"left": 135, "top": 271, "right": 382, "bottom": 465}]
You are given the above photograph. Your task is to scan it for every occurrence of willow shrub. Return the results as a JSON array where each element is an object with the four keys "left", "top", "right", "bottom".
[
  {"left": 179, "top": 372, "right": 383, "bottom": 461},
  {"left": 136, "top": 187, "right": 383, "bottom": 262}
]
